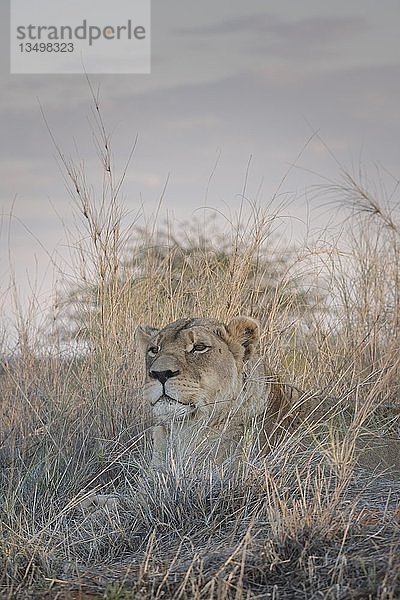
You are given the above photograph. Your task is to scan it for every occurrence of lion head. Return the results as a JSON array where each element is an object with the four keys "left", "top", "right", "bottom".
[{"left": 136, "top": 316, "right": 260, "bottom": 429}]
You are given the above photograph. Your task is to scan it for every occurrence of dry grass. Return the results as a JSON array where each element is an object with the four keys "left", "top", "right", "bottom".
[{"left": 1, "top": 106, "right": 400, "bottom": 599}]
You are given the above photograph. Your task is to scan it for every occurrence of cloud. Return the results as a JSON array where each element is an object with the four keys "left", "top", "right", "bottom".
[
  {"left": 3, "top": 60, "right": 398, "bottom": 256},
  {"left": 175, "top": 13, "right": 364, "bottom": 58}
]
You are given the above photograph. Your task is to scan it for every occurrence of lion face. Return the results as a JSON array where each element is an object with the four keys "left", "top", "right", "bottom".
[{"left": 136, "top": 317, "right": 260, "bottom": 426}]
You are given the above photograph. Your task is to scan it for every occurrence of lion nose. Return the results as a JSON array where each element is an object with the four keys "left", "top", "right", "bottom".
[{"left": 149, "top": 369, "right": 180, "bottom": 385}]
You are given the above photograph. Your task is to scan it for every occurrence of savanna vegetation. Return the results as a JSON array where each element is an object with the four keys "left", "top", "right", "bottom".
[{"left": 0, "top": 102, "right": 399, "bottom": 599}]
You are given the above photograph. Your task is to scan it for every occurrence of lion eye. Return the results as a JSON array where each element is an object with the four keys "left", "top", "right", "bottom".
[
  {"left": 192, "top": 344, "right": 210, "bottom": 354},
  {"left": 148, "top": 346, "right": 160, "bottom": 357}
]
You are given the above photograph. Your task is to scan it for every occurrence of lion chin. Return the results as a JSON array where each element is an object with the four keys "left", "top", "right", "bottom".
[{"left": 151, "top": 394, "right": 196, "bottom": 424}]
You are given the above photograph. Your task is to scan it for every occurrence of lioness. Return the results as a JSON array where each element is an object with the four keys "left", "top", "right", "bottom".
[
  {"left": 136, "top": 316, "right": 300, "bottom": 469},
  {"left": 77, "top": 316, "right": 400, "bottom": 512},
  {"left": 136, "top": 316, "right": 400, "bottom": 476}
]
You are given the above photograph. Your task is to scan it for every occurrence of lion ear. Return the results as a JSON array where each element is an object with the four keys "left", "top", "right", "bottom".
[
  {"left": 135, "top": 325, "right": 160, "bottom": 350},
  {"left": 226, "top": 316, "right": 260, "bottom": 361}
]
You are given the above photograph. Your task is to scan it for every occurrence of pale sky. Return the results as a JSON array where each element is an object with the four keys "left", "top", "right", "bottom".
[{"left": 1, "top": 1, "right": 400, "bottom": 341}]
